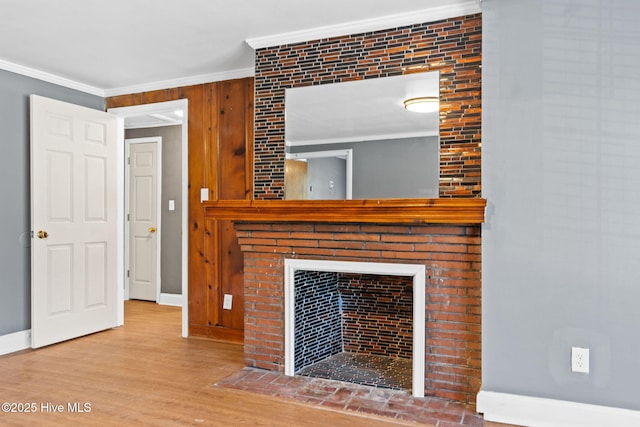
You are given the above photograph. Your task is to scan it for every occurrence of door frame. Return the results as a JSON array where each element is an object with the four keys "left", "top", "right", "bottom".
[
  {"left": 125, "top": 137, "right": 162, "bottom": 303},
  {"left": 108, "top": 99, "right": 188, "bottom": 337}
]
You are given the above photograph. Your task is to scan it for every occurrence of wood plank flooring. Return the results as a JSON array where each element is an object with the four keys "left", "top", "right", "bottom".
[{"left": 0, "top": 301, "right": 519, "bottom": 427}]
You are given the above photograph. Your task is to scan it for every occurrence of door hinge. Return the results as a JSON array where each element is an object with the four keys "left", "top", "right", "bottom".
[
  {"left": 127, "top": 157, "right": 130, "bottom": 165},
  {"left": 127, "top": 213, "right": 130, "bottom": 221},
  {"left": 127, "top": 269, "right": 130, "bottom": 278}
]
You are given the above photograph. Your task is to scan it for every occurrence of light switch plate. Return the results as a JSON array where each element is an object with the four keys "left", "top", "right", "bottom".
[
  {"left": 200, "top": 188, "right": 209, "bottom": 203},
  {"left": 168, "top": 199, "right": 175, "bottom": 211},
  {"left": 223, "top": 294, "right": 233, "bottom": 310}
]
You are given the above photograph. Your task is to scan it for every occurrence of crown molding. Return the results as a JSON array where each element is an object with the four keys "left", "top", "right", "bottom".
[
  {"left": 103, "top": 67, "right": 255, "bottom": 98},
  {"left": 0, "top": 59, "right": 104, "bottom": 97},
  {"left": 1, "top": 2, "right": 480, "bottom": 97},
  {"left": 246, "top": 0, "right": 481, "bottom": 49},
  {"left": 0, "top": 59, "right": 255, "bottom": 98}
]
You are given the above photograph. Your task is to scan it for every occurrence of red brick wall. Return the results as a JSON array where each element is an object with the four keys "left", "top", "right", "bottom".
[
  {"left": 253, "top": 14, "right": 482, "bottom": 200},
  {"left": 237, "top": 222, "right": 481, "bottom": 404}
]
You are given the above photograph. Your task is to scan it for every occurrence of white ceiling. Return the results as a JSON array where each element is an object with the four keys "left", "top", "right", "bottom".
[
  {"left": 0, "top": 0, "right": 480, "bottom": 97},
  {"left": 123, "top": 109, "right": 183, "bottom": 129},
  {"left": 286, "top": 72, "right": 440, "bottom": 146}
]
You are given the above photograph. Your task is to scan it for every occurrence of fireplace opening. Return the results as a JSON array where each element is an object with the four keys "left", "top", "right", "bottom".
[
  {"left": 284, "top": 259, "right": 425, "bottom": 397},
  {"left": 295, "top": 270, "right": 413, "bottom": 390}
]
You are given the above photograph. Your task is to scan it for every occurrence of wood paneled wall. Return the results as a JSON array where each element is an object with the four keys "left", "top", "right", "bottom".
[{"left": 106, "top": 78, "right": 254, "bottom": 341}]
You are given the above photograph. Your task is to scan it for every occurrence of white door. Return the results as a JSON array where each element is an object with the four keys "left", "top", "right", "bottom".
[
  {"left": 128, "top": 140, "right": 159, "bottom": 301},
  {"left": 30, "top": 95, "right": 118, "bottom": 349}
]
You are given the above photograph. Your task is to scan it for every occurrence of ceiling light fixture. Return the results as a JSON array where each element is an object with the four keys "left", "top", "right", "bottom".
[{"left": 403, "top": 97, "right": 439, "bottom": 113}]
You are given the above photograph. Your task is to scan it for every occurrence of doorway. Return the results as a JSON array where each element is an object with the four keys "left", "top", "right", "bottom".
[{"left": 108, "top": 100, "right": 188, "bottom": 337}]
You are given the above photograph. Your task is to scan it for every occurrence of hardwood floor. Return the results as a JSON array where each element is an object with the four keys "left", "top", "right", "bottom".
[{"left": 0, "top": 301, "right": 520, "bottom": 426}]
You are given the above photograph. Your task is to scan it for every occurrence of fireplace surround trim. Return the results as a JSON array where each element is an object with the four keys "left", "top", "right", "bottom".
[{"left": 284, "top": 258, "right": 426, "bottom": 397}]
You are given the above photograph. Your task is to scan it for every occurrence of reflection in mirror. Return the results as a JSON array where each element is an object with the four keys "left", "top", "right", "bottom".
[
  {"left": 284, "top": 71, "right": 439, "bottom": 200},
  {"left": 286, "top": 149, "right": 352, "bottom": 199}
]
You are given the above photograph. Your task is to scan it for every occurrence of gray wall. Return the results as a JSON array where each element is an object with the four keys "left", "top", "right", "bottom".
[
  {"left": 290, "top": 136, "right": 440, "bottom": 199},
  {"left": 307, "top": 157, "right": 346, "bottom": 199},
  {"left": 352, "top": 137, "right": 439, "bottom": 199},
  {"left": 125, "top": 126, "right": 182, "bottom": 295},
  {"left": 482, "top": 0, "right": 640, "bottom": 410},
  {"left": 0, "top": 70, "right": 104, "bottom": 336}
]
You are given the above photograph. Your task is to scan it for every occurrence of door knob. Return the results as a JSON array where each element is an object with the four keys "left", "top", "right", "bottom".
[
  {"left": 37, "top": 230, "right": 49, "bottom": 239},
  {"left": 148, "top": 227, "right": 156, "bottom": 233}
]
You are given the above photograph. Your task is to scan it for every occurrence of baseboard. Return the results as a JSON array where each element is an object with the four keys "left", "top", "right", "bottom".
[
  {"left": 477, "top": 390, "right": 640, "bottom": 427},
  {"left": 0, "top": 330, "right": 31, "bottom": 356},
  {"left": 159, "top": 293, "right": 183, "bottom": 307}
]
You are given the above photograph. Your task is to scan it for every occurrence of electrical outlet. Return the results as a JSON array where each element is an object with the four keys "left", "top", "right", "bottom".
[{"left": 571, "top": 346, "right": 590, "bottom": 374}]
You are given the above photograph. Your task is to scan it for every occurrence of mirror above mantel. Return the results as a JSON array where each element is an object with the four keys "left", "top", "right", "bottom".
[{"left": 284, "top": 71, "right": 440, "bottom": 200}]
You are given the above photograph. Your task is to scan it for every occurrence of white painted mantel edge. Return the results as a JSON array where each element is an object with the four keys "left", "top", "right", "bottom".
[
  {"left": 284, "top": 259, "right": 425, "bottom": 398},
  {"left": 477, "top": 390, "right": 640, "bottom": 427}
]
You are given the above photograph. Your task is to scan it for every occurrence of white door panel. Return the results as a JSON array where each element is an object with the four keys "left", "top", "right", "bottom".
[
  {"left": 31, "top": 95, "right": 118, "bottom": 349},
  {"left": 128, "top": 141, "right": 159, "bottom": 301},
  {"left": 47, "top": 244, "right": 73, "bottom": 314}
]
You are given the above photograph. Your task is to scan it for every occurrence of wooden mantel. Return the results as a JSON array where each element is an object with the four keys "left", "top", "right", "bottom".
[{"left": 204, "top": 198, "right": 486, "bottom": 224}]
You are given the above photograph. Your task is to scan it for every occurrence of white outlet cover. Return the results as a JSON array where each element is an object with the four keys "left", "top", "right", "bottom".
[{"left": 571, "top": 346, "right": 590, "bottom": 374}]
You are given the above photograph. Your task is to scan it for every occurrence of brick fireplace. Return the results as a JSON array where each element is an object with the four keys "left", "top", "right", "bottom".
[
  {"left": 230, "top": 219, "right": 482, "bottom": 404},
  {"left": 205, "top": 10, "right": 483, "bottom": 407}
]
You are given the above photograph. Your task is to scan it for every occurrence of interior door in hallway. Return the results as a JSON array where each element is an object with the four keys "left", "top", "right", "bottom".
[
  {"left": 30, "top": 95, "right": 118, "bottom": 348},
  {"left": 128, "top": 140, "right": 159, "bottom": 301}
]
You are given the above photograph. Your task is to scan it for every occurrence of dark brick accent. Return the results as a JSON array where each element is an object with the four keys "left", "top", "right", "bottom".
[
  {"left": 294, "top": 270, "right": 342, "bottom": 371},
  {"left": 339, "top": 274, "right": 413, "bottom": 359},
  {"left": 253, "top": 14, "right": 482, "bottom": 199},
  {"left": 293, "top": 271, "right": 413, "bottom": 373}
]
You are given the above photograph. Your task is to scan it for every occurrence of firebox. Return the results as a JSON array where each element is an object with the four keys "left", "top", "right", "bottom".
[{"left": 284, "top": 259, "right": 425, "bottom": 397}]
